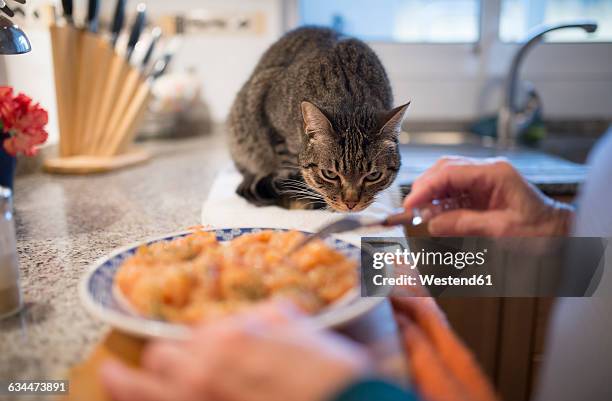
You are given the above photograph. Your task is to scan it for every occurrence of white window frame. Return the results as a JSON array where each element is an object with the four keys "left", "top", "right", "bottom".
[{"left": 283, "top": 0, "right": 612, "bottom": 121}]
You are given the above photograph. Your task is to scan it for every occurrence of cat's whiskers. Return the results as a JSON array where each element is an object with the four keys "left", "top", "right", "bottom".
[
  {"left": 282, "top": 193, "right": 324, "bottom": 202},
  {"left": 278, "top": 188, "right": 324, "bottom": 200},
  {"left": 298, "top": 200, "right": 325, "bottom": 208},
  {"left": 279, "top": 182, "right": 311, "bottom": 190},
  {"left": 278, "top": 180, "right": 325, "bottom": 202},
  {"left": 278, "top": 184, "right": 321, "bottom": 194},
  {"left": 279, "top": 182, "right": 307, "bottom": 188},
  {"left": 281, "top": 189, "right": 317, "bottom": 194},
  {"left": 281, "top": 178, "right": 311, "bottom": 187},
  {"left": 285, "top": 192, "right": 324, "bottom": 202}
]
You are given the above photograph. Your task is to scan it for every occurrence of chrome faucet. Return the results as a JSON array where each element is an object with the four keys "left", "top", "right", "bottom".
[{"left": 497, "top": 20, "right": 598, "bottom": 149}]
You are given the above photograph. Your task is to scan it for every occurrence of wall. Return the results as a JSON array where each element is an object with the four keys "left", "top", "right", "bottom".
[
  {"left": 289, "top": 0, "right": 612, "bottom": 122},
  {"left": 139, "top": 0, "right": 284, "bottom": 122},
  {"left": 1, "top": 29, "right": 60, "bottom": 145},
  {"left": 0, "top": 0, "right": 284, "bottom": 145},
  {"left": 153, "top": 0, "right": 612, "bottom": 123},
  {"left": 1, "top": 0, "right": 610, "bottom": 145},
  {"left": 373, "top": 41, "right": 612, "bottom": 122}
]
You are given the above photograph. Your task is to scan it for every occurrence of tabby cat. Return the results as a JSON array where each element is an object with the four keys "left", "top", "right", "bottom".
[{"left": 228, "top": 27, "right": 409, "bottom": 212}]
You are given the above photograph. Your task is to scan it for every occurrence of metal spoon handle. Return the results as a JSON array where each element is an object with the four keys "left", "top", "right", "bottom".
[
  {"left": 288, "top": 195, "right": 471, "bottom": 257},
  {"left": 382, "top": 194, "right": 471, "bottom": 227}
]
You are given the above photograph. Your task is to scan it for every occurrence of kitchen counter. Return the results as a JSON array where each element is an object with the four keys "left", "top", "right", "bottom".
[
  {"left": 0, "top": 130, "right": 405, "bottom": 390},
  {"left": 0, "top": 128, "right": 590, "bottom": 384},
  {"left": 0, "top": 132, "right": 229, "bottom": 380}
]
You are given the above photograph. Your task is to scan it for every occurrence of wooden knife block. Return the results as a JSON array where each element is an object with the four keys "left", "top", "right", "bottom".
[{"left": 45, "top": 24, "right": 152, "bottom": 175}]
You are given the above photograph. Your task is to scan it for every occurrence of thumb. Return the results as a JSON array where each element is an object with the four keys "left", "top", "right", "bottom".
[{"left": 428, "top": 210, "right": 505, "bottom": 237}]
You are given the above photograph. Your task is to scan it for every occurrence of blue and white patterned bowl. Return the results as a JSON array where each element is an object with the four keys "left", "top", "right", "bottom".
[{"left": 79, "top": 227, "right": 383, "bottom": 339}]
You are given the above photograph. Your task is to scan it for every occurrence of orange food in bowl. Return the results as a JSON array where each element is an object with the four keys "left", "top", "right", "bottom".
[{"left": 115, "top": 230, "right": 357, "bottom": 323}]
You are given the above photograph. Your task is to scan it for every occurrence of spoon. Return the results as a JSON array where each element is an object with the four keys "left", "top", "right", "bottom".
[{"left": 289, "top": 195, "right": 471, "bottom": 254}]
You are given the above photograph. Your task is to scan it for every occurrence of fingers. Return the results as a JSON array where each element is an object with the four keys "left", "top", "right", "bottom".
[
  {"left": 429, "top": 210, "right": 515, "bottom": 237},
  {"left": 100, "top": 360, "right": 175, "bottom": 401},
  {"left": 393, "top": 297, "right": 461, "bottom": 364},
  {"left": 428, "top": 210, "right": 482, "bottom": 236},
  {"left": 403, "top": 157, "right": 510, "bottom": 211},
  {"left": 186, "top": 300, "right": 310, "bottom": 367},
  {"left": 394, "top": 299, "right": 500, "bottom": 401},
  {"left": 100, "top": 302, "right": 354, "bottom": 401},
  {"left": 428, "top": 210, "right": 492, "bottom": 236},
  {"left": 251, "top": 300, "right": 305, "bottom": 324},
  {"left": 391, "top": 297, "right": 447, "bottom": 326},
  {"left": 191, "top": 301, "right": 305, "bottom": 341},
  {"left": 142, "top": 341, "right": 195, "bottom": 379},
  {"left": 213, "top": 301, "right": 303, "bottom": 327},
  {"left": 395, "top": 314, "right": 467, "bottom": 401},
  {"left": 404, "top": 164, "right": 483, "bottom": 210}
]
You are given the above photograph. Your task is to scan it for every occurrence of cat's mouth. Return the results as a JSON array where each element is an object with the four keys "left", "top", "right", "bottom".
[
  {"left": 326, "top": 199, "right": 373, "bottom": 213},
  {"left": 300, "top": 174, "right": 373, "bottom": 212}
]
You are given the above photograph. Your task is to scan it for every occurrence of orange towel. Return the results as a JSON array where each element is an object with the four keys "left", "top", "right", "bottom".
[{"left": 392, "top": 297, "right": 500, "bottom": 401}]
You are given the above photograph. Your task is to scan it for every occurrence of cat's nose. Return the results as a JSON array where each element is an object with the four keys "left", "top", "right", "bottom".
[{"left": 345, "top": 201, "right": 358, "bottom": 210}]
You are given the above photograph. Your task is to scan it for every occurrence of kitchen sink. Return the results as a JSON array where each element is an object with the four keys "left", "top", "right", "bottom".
[
  {"left": 397, "top": 131, "right": 589, "bottom": 197},
  {"left": 398, "top": 130, "right": 491, "bottom": 147}
]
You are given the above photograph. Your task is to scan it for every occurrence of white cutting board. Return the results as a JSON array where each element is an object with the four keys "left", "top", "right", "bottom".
[{"left": 201, "top": 166, "right": 405, "bottom": 245}]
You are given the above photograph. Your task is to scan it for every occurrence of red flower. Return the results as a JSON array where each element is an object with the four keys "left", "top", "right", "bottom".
[
  {"left": 0, "top": 87, "right": 16, "bottom": 129},
  {"left": 0, "top": 87, "right": 48, "bottom": 157}
]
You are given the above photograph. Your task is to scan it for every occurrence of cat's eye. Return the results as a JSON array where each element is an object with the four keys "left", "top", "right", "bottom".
[
  {"left": 365, "top": 171, "right": 383, "bottom": 182},
  {"left": 320, "top": 169, "right": 339, "bottom": 181}
]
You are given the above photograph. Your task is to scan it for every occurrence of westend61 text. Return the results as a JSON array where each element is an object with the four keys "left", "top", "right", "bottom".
[{"left": 372, "top": 274, "right": 493, "bottom": 287}]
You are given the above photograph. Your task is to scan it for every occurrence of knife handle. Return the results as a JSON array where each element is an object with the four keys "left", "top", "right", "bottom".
[
  {"left": 141, "top": 27, "right": 162, "bottom": 69},
  {"left": 110, "top": 0, "right": 126, "bottom": 47},
  {"left": 87, "top": 0, "right": 99, "bottom": 32},
  {"left": 0, "top": 2, "right": 15, "bottom": 18},
  {"left": 61, "top": 0, "right": 72, "bottom": 22},
  {"left": 126, "top": 3, "right": 146, "bottom": 61},
  {"left": 149, "top": 53, "right": 172, "bottom": 81}
]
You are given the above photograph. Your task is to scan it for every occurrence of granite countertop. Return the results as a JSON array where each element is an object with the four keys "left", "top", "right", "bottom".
[{"left": 0, "top": 132, "right": 229, "bottom": 380}]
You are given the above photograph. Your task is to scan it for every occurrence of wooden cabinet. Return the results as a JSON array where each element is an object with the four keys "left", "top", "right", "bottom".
[
  {"left": 436, "top": 297, "right": 555, "bottom": 401},
  {"left": 401, "top": 192, "right": 572, "bottom": 400},
  {"left": 405, "top": 223, "right": 560, "bottom": 401}
]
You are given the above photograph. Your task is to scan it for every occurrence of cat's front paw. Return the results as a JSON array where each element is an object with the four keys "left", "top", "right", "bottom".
[{"left": 236, "top": 175, "right": 279, "bottom": 207}]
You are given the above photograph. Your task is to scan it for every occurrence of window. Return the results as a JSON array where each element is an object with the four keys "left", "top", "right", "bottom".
[
  {"left": 286, "top": 0, "right": 612, "bottom": 121},
  {"left": 500, "top": 0, "right": 612, "bottom": 42},
  {"left": 298, "top": 0, "right": 480, "bottom": 43}
]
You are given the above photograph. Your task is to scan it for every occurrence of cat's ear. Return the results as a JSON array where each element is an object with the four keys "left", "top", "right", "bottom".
[
  {"left": 379, "top": 101, "right": 411, "bottom": 137},
  {"left": 301, "top": 101, "right": 333, "bottom": 137}
]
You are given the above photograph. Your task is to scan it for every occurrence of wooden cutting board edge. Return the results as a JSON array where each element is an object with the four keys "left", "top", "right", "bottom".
[{"left": 62, "top": 331, "right": 146, "bottom": 401}]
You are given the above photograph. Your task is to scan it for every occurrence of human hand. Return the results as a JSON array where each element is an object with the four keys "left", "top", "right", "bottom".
[
  {"left": 392, "top": 297, "right": 499, "bottom": 401},
  {"left": 100, "top": 303, "right": 369, "bottom": 401},
  {"left": 403, "top": 157, "right": 574, "bottom": 237}
]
